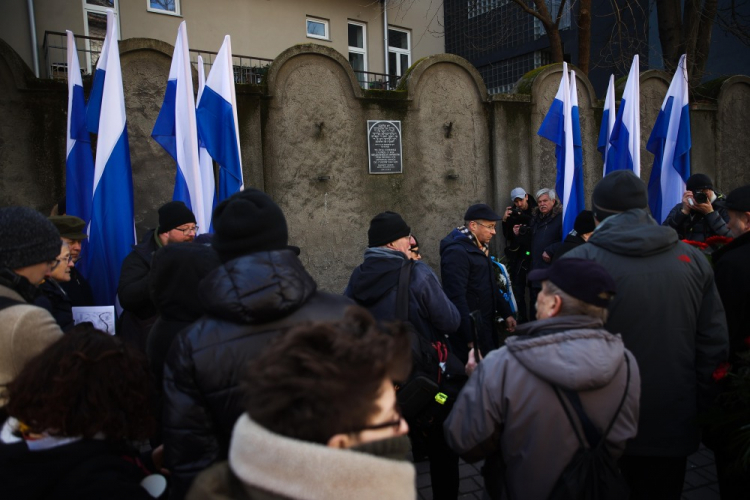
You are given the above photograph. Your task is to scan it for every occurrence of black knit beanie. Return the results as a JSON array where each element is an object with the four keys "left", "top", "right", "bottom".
[
  {"left": 592, "top": 170, "right": 648, "bottom": 221},
  {"left": 368, "top": 212, "right": 411, "bottom": 247},
  {"left": 686, "top": 173, "right": 713, "bottom": 193},
  {"left": 158, "top": 201, "right": 196, "bottom": 234},
  {"left": 211, "top": 189, "right": 289, "bottom": 263},
  {"left": 573, "top": 210, "right": 596, "bottom": 235},
  {"left": 0, "top": 206, "right": 61, "bottom": 270}
]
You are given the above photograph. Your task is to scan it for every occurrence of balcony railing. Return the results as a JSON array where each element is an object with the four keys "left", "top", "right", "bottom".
[
  {"left": 42, "top": 31, "right": 403, "bottom": 90},
  {"left": 42, "top": 31, "right": 273, "bottom": 85}
]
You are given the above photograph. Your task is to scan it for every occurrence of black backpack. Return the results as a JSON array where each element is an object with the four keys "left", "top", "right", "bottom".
[
  {"left": 547, "top": 354, "right": 632, "bottom": 500},
  {"left": 394, "top": 260, "right": 465, "bottom": 422}
]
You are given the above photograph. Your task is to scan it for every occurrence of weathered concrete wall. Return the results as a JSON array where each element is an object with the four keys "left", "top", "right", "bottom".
[{"left": 1, "top": 39, "right": 750, "bottom": 293}]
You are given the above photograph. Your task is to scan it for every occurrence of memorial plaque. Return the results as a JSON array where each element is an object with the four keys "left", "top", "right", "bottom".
[{"left": 367, "top": 120, "right": 403, "bottom": 174}]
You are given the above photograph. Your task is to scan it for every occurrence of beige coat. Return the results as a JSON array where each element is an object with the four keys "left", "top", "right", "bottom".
[{"left": 0, "top": 284, "right": 62, "bottom": 404}]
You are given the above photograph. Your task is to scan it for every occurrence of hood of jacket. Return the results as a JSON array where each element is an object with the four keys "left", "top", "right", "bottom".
[
  {"left": 347, "top": 248, "right": 407, "bottom": 306},
  {"left": 506, "top": 315, "right": 625, "bottom": 391},
  {"left": 201, "top": 249, "right": 317, "bottom": 325},
  {"left": 589, "top": 208, "right": 678, "bottom": 257}
]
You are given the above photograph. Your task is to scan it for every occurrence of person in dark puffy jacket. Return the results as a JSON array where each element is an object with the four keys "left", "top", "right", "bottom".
[{"left": 162, "top": 189, "right": 352, "bottom": 500}]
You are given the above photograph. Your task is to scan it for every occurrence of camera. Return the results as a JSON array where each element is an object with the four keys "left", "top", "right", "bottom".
[
  {"left": 693, "top": 192, "right": 709, "bottom": 204},
  {"left": 507, "top": 207, "right": 532, "bottom": 232}
]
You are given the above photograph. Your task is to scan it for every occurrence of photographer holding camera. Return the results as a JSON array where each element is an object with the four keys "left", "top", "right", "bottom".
[
  {"left": 663, "top": 173, "right": 732, "bottom": 241},
  {"left": 501, "top": 188, "right": 536, "bottom": 322}
]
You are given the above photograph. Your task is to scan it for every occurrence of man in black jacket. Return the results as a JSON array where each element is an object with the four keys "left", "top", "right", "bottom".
[
  {"left": 117, "top": 201, "right": 197, "bottom": 351},
  {"left": 441, "top": 204, "right": 516, "bottom": 364},
  {"left": 162, "top": 189, "right": 352, "bottom": 500},
  {"left": 501, "top": 187, "right": 536, "bottom": 322},
  {"left": 662, "top": 173, "right": 731, "bottom": 241},
  {"left": 513, "top": 188, "right": 562, "bottom": 320}
]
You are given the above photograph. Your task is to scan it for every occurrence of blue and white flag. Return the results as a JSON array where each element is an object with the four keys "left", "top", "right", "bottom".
[
  {"left": 567, "top": 70, "right": 585, "bottom": 235},
  {"left": 86, "top": 10, "right": 135, "bottom": 306},
  {"left": 152, "top": 22, "right": 208, "bottom": 233},
  {"left": 647, "top": 54, "right": 691, "bottom": 224},
  {"left": 538, "top": 63, "right": 583, "bottom": 239},
  {"left": 196, "top": 35, "right": 243, "bottom": 201},
  {"left": 85, "top": 20, "right": 111, "bottom": 134},
  {"left": 196, "top": 55, "right": 216, "bottom": 232},
  {"left": 597, "top": 74, "right": 616, "bottom": 174},
  {"left": 65, "top": 30, "right": 94, "bottom": 276},
  {"left": 605, "top": 55, "right": 641, "bottom": 176}
]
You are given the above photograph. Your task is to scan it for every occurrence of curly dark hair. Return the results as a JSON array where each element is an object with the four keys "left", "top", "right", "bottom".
[
  {"left": 2, "top": 323, "right": 155, "bottom": 440},
  {"left": 243, "top": 306, "right": 411, "bottom": 445}
]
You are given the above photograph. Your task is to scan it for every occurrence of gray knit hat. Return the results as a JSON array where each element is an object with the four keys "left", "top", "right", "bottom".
[{"left": 0, "top": 207, "right": 62, "bottom": 270}]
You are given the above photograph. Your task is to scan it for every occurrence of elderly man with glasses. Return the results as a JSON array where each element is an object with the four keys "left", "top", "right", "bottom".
[{"left": 117, "top": 201, "right": 197, "bottom": 351}]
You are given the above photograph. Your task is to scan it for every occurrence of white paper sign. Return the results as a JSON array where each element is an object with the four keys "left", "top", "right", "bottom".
[{"left": 72, "top": 306, "right": 116, "bottom": 335}]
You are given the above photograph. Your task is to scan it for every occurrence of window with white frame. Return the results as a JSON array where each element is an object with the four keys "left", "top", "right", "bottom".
[
  {"left": 387, "top": 27, "right": 411, "bottom": 81},
  {"left": 348, "top": 21, "right": 367, "bottom": 85},
  {"left": 306, "top": 17, "right": 329, "bottom": 40},
  {"left": 82, "top": 0, "right": 120, "bottom": 73},
  {"left": 147, "top": 0, "right": 180, "bottom": 16}
]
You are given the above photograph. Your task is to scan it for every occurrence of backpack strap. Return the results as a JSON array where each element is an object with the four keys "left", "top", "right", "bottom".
[
  {"left": 0, "top": 296, "right": 23, "bottom": 312},
  {"left": 553, "top": 353, "right": 631, "bottom": 450},
  {"left": 395, "top": 260, "right": 414, "bottom": 322}
]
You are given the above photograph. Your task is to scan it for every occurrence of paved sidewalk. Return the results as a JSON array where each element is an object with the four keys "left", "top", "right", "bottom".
[{"left": 412, "top": 445, "right": 720, "bottom": 500}]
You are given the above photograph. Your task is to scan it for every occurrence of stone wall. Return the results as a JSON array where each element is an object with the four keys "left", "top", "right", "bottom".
[{"left": 1, "top": 38, "right": 749, "bottom": 292}]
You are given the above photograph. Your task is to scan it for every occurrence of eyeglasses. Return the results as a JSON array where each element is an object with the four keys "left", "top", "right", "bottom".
[
  {"left": 474, "top": 221, "right": 497, "bottom": 231},
  {"left": 349, "top": 406, "right": 404, "bottom": 433},
  {"left": 173, "top": 225, "right": 198, "bottom": 235}
]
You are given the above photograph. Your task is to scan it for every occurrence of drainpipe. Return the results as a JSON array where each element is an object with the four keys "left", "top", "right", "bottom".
[
  {"left": 383, "top": 0, "right": 389, "bottom": 80},
  {"left": 27, "top": 0, "right": 40, "bottom": 77}
]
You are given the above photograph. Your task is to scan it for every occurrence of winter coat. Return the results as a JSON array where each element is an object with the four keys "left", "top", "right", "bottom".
[
  {"left": 59, "top": 266, "right": 95, "bottom": 306},
  {"left": 344, "top": 247, "right": 460, "bottom": 344},
  {"left": 501, "top": 196, "right": 537, "bottom": 271},
  {"left": 118, "top": 229, "right": 161, "bottom": 350},
  {"left": 662, "top": 198, "right": 731, "bottom": 242},
  {"left": 0, "top": 282, "right": 62, "bottom": 406},
  {"left": 187, "top": 415, "right": 416, "bottom": 500},
  {"left": 35, "top": 278, "right": 75, "bottom": 331},
  {"left": 564, "top": 209, "right": 729, "bottom": 456},
  {"left": 526, "top": 203, "right": 563, "bottom": 280},
  {"left": 444, "top": 315, "right": 640, "bottom": 500},
  {"left": 440, "top": 229, "right": 512, "bottom": 362},
  {"left": 712, "top": 230, "right": 750, "bottom": 362},
  {"left": 162, "top": 249, "right": 353, "bottom": 499},
  {"left": 547, "top": 231, "right": 587, "bottom": 263},
  {"left": 0, "top": 418, "right": 154, "bottom": 500}
]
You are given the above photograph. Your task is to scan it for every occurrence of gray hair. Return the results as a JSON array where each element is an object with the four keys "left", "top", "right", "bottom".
[
  {"left": 543, "top": 281, "right": 610, "bottom": 322},
  {"left": 536, "top": 188, "right": 557, "bottom": 201}
]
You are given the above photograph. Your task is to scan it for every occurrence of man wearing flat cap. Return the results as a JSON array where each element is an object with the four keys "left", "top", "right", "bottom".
[
  {"left": 445, "top": 258, "right": 641, "bottom": 500},
  {"left": 117, "top": 201, "right": 198, "bottom": 351},
  {"left": 48, "top": 215, "right": 95, "bottom": 307},
  {"left": 0, "top": 207, "right": 63, "bottom": 405},
  {"left": 565, "top": 170, "right": 728, "bottom": 498},
  {"left": 663, "top": 173, "right": 731, "bottom": 241},
  {"left": 440, "top": 204, "right": 516, "bottom": 364}
]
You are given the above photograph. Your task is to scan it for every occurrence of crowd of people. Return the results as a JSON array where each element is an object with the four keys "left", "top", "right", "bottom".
[{"left": 0, "top": 170, "right": 748, "bottom": 500}]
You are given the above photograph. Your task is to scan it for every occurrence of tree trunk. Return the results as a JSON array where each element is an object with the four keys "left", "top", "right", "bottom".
[
  {"left": 656, "top": 0, "right": 684, "bottom": 72},
  {"left": 578, "top": 0, "right": 592, "bottom": 74},
  {"left": 691, "top": 0, "right": 719, "bottom": 84}
]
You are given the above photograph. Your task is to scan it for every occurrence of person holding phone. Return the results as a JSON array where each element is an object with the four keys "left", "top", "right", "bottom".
[{"left": 663, "top": 173, "right": 732, "bottom": 241}]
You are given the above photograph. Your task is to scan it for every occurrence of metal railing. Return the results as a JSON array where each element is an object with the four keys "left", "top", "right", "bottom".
[
  {"left": 43, "top": 31, "right": 403, "bottom": 89},
  {"left": 42, "top": 31, "right": 273, "bottom": 84}
]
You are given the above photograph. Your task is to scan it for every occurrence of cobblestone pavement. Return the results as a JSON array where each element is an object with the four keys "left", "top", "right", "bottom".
[{"left": 412, "top": 445, "right": 720, "bottom": 500}]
